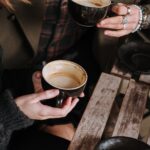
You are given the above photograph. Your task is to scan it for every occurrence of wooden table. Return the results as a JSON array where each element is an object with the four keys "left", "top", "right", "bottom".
[{"left": 68, "top": 63, "right": 150, "bottom": 150}]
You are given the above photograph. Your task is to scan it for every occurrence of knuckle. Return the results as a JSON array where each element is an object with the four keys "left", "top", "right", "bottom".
[
  {"left": 61, "top": 110, "right": 67, "bottom": 117},
  {"left": 44, "top": 91, "right": 49, "bottom": 98},
  {"left": 115, "top": 33, "right": 122, "bottom": 37},
  {"left": 116, "top": 24, "right": 122, "bottom": 29},
  {"left": 39, "top": 110, "right": 48, "bottom": 117},
  {"left": 117, "top": 7, "right": 123, "bottom": 14},
  {"left": 36, "top": 113, "right": 45, "bottom": 120},
  {"left": 119, "top": 16, "right": 123, "bottom": 23},
  {"left": 106, "top": 24, "right": 111, "bottom": 28},
  {"left": 37, "top": 92, "right": 44, "bottom": 99}
]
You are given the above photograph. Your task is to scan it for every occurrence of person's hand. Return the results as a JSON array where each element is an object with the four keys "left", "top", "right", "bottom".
[
  {"left": 15, "top": 71, "right": 79, "bottom": 120},
  {"left": 97, "top": 3, "right": 140, "bottom": 37},
  {"left": 15, "top": 91, "right": 79, "bottom": 120}
]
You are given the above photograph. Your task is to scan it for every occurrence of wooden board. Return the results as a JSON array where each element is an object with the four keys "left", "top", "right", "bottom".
[
  {"left": 112, "top": 80, "right": 149, "bottom": 138},
  {"left": 139, "top": 74, "right": 150, "bottom": 85},
  {"left": 119, "top": 79, "right": 129, "bottom": 94},
  {"left": 111, "top": 62, "right": 131, "bottom": 79},
  {"left": 68, "top": 73, "right": 121, "bottom": 150}
]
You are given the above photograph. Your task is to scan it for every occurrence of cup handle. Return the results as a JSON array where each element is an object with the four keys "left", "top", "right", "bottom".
[
  {"left": 102, "top": 2, "right": 117, "bottom": 19},
  {"left": 56, "top": 91, "right": 66, "bottom": 107}
]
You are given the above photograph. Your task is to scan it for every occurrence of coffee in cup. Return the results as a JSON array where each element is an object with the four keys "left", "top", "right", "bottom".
[
  {"left": 42, "top": 60, "right": 88, "bottom": 107},
  {"left": 68, "top": 0, "right": 111, "bottom": 27}
]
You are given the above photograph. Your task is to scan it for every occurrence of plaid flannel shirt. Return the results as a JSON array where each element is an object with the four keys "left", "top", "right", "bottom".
[
  {"left": 35, "top": 0, "right": 87, "bottom": 64},
  {"left": 34, "top": 0, "right": 143, "bottom": 64}
]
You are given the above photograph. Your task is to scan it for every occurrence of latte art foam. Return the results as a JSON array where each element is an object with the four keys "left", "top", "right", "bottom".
[
  {"left": 72, "top": 0, "right": 110, "bottom": 8},
  {"left": 47, "top": 72, "right": 81, "bottom": 89}
]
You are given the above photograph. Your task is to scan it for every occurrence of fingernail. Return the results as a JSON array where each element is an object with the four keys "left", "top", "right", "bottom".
[
  {"left": 104, "top": 31, "right": 108, "bottom": 35},
  {"left": 51, "top": 89, "right": 59, "bottom": 94},
  {"left": 96, "top": 24, "right": 100, "bottom": 27},
  {"left": 68, "top": 97, "right": 72, "bottom": 100},
  {"left": 100, "top": 21, "right": 105, "bottom": 25},
  {"left": 75, "top": 98, "right": 79, "bottom": 102},
  {"left": 117, "top": 3, "right": 123, "bottom": 6},
  {"left": 36, "top": 72, "right": 41, "bottom": 78}
]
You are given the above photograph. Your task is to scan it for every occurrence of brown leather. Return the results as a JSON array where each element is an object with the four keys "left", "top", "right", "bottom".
[{"left": 0, "top": 0, "right": 45, "bottom": 69}]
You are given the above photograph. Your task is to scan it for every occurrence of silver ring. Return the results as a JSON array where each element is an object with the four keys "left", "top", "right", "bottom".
[
  {"left": 122, "top": 15, "right": 128, "bottom": 25},
  {"left": 126, "top": 6, "right": 131, "bottom": 15},
  {"left": 123, "top": 23, "right": 127, "bottom": 30}
]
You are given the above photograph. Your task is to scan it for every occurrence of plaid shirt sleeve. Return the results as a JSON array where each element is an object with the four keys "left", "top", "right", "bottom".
[{"left": 35, "top": 0, "right": 88, "bottom": 63}]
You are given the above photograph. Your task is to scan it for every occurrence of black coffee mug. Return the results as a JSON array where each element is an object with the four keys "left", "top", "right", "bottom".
[
  {"left": 42, "top": 60, "right": 88, "bottom": 107},
  {"left": 95, "top": 136, "right": 150, "bottom": 150},
  {"left": 68, "top": 0, "right": 111, "bottom": 27}
]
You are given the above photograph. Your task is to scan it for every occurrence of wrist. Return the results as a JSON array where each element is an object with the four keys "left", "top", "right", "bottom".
[{"left": 131, "top": 5, "right": 143, "bottom": 33}]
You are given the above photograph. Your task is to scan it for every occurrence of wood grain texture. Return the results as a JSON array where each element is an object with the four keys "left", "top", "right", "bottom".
[
  {"left": 119, "top": 79, "right": 129, "bottom": 94},
  {"left": 68, "top": 73, "right": 121, "bottom": 150},
  {"left": 139, "top": 74, "right": 150, "bottom": 85},
  {"left": 102, "top": 102, "right": 120, "bottom": 138},
  {"left": 111, "top": 62, "right": 131, "bottom": 79},
  {"left": 112, "top": 80, "right": 149, "bottom": 138}
]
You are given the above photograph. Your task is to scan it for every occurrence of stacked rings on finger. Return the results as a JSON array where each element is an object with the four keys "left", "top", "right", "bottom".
[{"left": 121, "top": 5, "right": 131, "bottom": 30}]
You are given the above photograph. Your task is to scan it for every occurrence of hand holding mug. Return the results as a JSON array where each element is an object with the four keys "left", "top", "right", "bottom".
[
  {"left": 97, "top": 3, "right": 141, "bottom": 37},
  {"left": 15, "top": 71, "right": 80, "bottom": 120},
  {"left": 42, "top": 60, "right": 88, "bottom": 107}
]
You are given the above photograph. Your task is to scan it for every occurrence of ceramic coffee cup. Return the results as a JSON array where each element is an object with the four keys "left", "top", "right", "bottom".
[
  {"left": 68, "top": 0, "right": 111, "bottom": 27},
  {"left": 42, "top": 60, "right": 88, "bottom": 107},
  {"left": 95, "top": 136, "right": 150, "bottom": 150}
]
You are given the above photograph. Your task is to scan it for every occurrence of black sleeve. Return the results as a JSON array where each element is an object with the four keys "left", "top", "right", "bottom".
[{"left": 0, "top": 90, "right": 33, "bottom": 150}]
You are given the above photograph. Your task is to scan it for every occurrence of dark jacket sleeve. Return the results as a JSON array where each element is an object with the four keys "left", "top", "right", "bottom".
[{"left": 0, "top": 90, "right": 33, "bottom": 150}]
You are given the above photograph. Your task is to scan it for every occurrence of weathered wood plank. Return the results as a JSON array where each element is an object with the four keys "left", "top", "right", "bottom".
[
  {"left": 139, "top": 74, "right": 150, "bottom": 85},
  {"left": 113, "top": 80, "right": 149, "bottom": 138},
  {"left": 119, "top": 79, "right": 129, "bottom": 95},
  {"left": 102, "top": 102, "right": 120, "bottom": 138},
  {"left": 111, "top": 62, "right": 131, "bottom": 79},
  {"left": 68, "top": 73, "right": 121, "bottom": 150}
]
